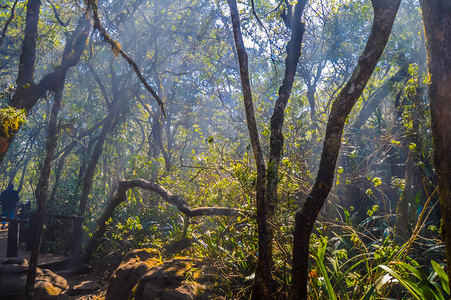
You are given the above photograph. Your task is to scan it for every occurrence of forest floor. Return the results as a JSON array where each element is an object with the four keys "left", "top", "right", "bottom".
[{"left": 60, "top": 266, "right": 111, "bottom": 300}]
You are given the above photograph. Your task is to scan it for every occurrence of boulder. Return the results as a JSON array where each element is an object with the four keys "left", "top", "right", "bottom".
[
  {"left": 70, "top": 280, "right": 100, "bottom": 295},
  {"left": 0, "top": 261, "right": 68, "bottom": 300},
  {"left": 105, "top": 248, "right": 162, "bottom": 300},
  {"left": 133, "top": 258, "right": 220, "bottom": 300}
]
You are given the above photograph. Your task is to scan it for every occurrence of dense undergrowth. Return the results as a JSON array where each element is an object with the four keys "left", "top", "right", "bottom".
[{"left": 75, "top": 160, "right": 445, "bottom": 299}]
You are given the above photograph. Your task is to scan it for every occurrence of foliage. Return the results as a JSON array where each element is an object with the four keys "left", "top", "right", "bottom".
[
  {"left": 0, "top": 0, "right": 445, "bottom": 298},
  {"left": 0, "top": 106, "right": 26, "bottom": 137}
]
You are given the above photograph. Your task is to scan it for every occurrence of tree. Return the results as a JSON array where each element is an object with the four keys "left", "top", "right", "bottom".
[
  {"left": 291, "top": 0, "right": 401, "bottom": 298},
  {"left": 0, "top": 0, "right": 89, "bottom": 164},
  {"left": 420, "top": 0, "right": 451, "bottom": 292},
  {"left": 23, "top": 13, "right": 91, "bottom": 299},
  {"left": 226, "top": 0, "right": 307, "bottom": 297}
]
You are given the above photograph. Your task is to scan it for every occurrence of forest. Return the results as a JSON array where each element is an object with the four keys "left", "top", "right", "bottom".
[{"left": 0, "top": 0, "right": 450, "bottom": 299}]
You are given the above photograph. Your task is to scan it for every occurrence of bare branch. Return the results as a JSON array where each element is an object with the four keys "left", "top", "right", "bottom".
[
  {"left": 83, "top": 179, "right": 247, "bottom": 262},
  {"left": 47, "top": 0, "right": 70, "bottom": 27},
  {"left": 87, "top": 0, "right": 166, "bottom": 116},
  {"left": 0, "top": 0, "right": 19, "bottom": 48}
]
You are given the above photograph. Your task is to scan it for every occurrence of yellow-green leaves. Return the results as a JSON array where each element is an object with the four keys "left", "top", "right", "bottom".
[{"left": 0, "top": 106, "right": 26, "bottom": 137}]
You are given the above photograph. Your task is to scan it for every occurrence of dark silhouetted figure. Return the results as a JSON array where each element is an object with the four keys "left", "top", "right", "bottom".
[{"left": 1, "top": 183, "right": 20, "bottom": 229}]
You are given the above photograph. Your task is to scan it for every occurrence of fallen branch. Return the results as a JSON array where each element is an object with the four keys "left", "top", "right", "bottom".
[{"left": 83, "top": 179, "right": 247, "bottom": 263}]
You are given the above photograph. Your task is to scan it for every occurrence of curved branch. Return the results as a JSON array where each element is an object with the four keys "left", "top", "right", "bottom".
[{"left": 83, "top": 179, "right": 247, "bottom": 263}]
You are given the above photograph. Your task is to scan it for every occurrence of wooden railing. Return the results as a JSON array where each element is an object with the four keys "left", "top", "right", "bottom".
[
  {"left": 0, "top": 217, "right": 28, "bottom": 257},
  {"left": 1, "top": 213, "right": 84, "bottom": 266}
]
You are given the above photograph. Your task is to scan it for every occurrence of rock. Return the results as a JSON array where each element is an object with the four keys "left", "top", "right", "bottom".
[
  {"left": 0, "top": 263, "right": 68, "bottom": 300},
  {"left": 105, "top": 248, "right": 162, "bottom": 300},
  {"left": 0, "top": 264, "right": 27, "bottom": 299},
  {"left": 160, "top": 289, "right": 193, "bottom": 300},
  {"left": 34, "top": 281, "right": 64, "bottom": 298},
  {"left": 1, "top": 258, "right": 29, "bottom": 267},
  {"left": 105, "top": 248, "right": 223, "bottom": 300},
  {"left": 164, "top": 238, "right": 193, "bottom": 255},
  {"left": 70, "top": 280, "right": 100, "bottom": 295},
  {"left": 133, "top": 258, "right": 220, "bottom": 300}
]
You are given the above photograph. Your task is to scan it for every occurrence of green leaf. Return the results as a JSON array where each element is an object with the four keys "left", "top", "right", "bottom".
[
  {"left": 379, "top": 265, "right": 423, "bottom": 300},
  {"left": 360, "top": 285, "right": 375, "bottom": 300},
  {"left": 313, "top": 237, "right": 338, "bottom": 300},
  {"left": 431, "top": 260, "right": 450, "bottom": 295}
]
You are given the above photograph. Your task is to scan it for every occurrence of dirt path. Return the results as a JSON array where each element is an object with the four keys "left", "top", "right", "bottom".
[{"left": 59, "top": 267, "right": 111, "bottom": 300}]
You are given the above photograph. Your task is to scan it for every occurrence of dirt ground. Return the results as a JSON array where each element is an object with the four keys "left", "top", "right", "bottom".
[{"left": 59, "top": 267, "right": 111, "bottom": 300}]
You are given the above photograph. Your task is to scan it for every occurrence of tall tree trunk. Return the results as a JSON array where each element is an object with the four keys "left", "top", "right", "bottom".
[
  {"left": 394, "top": 32, "right": 427, "bottom": 242},
  {"left": 420, "top": 0, "right": 451, "bottom": 291},
  {"left": 291, "top": 1, "right": 401, "bottom": 299},
  {"left": 24, "top": 83, "right": 63, "bottom": 300},
  {"left": 261, "top": 0, "right": 307, "bottom": 297},
  {"left": 23, "top": 14, "right": 91, "bottom": 297},
  {"left": 78, "top": 95, "right": 122, "bottom": 216},
  {"left": 226, "top": 0, "right": 269, "bottom": 296},
  {"left": 227, "top": 0, "right": 307, "bottom": 298}
]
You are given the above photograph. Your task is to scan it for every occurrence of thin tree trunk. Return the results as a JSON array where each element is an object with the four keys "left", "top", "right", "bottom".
[
  {"left": 420, "top": 0, "right": 451, "bottom": 292},
  {"left": 22, "top": 14, "right": 90, "bottom": 298},
  {"left": 227, "top": 0, "right": 307, "bottom": 297},
  {"left": 17, "top": 157, "right": 31, "bottom": 193},
  {"left": 24, "top": 83, "right": 63, "bottom": 300},
  {"left": 291, "top": 1, "right": 401, "bottom": 299},
  {"left": 260, "top": 0, "right": 308, "bottom": 296},
  {"left": 48, "top": 149, "right": 71, "bottom": 206},
  {"left": 225, "top": 0, "right": 269, "bottom": 296},
  {"left": 78, "top": 97, "right": 121, "bottom": 216}
]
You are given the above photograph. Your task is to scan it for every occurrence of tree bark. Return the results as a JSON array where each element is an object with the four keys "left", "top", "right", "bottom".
[
  {"left": 261, "top": 0, "right": 307, "bottom": 297},
  {"left": 23, "top": 14, "right": 92, "bottom": 297},
  {"left": 24, "top": 81, "right": 63, "bottom": 300},
  {"left": 83, "top": 179, "right": 245, "bottom": 263},
  {"left": 291, "top": 1, "right": 401, "bottom": 299},
  {"left": 420, "top": 0, "right": 451, "bottom": 291}
]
